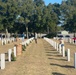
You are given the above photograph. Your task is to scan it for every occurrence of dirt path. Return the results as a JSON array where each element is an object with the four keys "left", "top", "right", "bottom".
[{"left": 0, "top": 39, "right": 76, "bottom": 75}]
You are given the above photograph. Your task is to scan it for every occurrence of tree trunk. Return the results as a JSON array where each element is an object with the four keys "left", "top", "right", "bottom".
[
  {"left": 47, "top": 26, "right": 49, "bottom": 34},
  {"left": 74, "top": 32, "right": 76, "bottom": 37},
  {"left": 26, "top": 26, "right": 29, "bottom": 39},
  {"left": 5, "top": 28, "right": 8, "bottom": 38}
]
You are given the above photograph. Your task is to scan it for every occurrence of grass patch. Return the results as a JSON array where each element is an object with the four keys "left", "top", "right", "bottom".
[
  {"left": 26, "top": 43, "right": 28, "bottom": 46},
  {"left": 65, "top": 50, "right": 67, "bottom": 56},
  {"left": 11, "top": 52, "right": 16, "bottom": 61},
  {"left": 22, "top": 45, "right": 26, "bottom": 51}
]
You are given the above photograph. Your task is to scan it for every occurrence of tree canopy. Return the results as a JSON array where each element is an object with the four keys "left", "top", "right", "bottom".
[{"left": 0, "top": 0, "right": 76, "bottom": 37}]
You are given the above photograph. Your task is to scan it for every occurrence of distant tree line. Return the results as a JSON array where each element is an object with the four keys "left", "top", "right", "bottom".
[{"left": 0, "top": 0, "right": 76, "bottom": 37}]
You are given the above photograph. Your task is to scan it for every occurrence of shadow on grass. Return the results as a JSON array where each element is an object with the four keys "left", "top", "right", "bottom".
[
  {"left": 5, "top": 59, "right": 8, "bottom": 61},
  {"left": 45, "top": 49, "right": 55, "bottom": 51},
  {"left": 46, "top": 54, "right": 62, "bottom": 57},
  {"left": 50, "top": 63, "right": 74, "bottom": 68},
  {"left": 48, "top": 57, "right": 66, "bottom": 61},
  {"left": 44, "top": 45, "right": 52, "bottom": 48},
  {"left": 5, "top": 52, "right": 9, "bottom": 61},
  {"left": 44, "top": 46, "right": 54, "bottom": 49},
  {"left": 52, "top": 72, "right": 65, "bottom": 75},
  {"left": 46, "top": 51, "right": 59, "bottom": 54}
]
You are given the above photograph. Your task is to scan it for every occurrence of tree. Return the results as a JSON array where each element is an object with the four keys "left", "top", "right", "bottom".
[
  {"left": 61, "top": 0, "right": 76, "bottom": 32},
  {"left": 0, "top": 0, "right": 19, "bottom": 33},
  {"left": 0, "top": 0, "right": 64, "bottom": 38}
]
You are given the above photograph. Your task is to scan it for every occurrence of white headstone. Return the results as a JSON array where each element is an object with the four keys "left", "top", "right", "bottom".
[
  {"left": 69, "top": 39, "right": 71, "bottom": 43},
  {"left": 1, "top": 40, "right": 3, "bottom": 45},
  {"left": 59, "top": 44, "right": 61, "bottom": 54},
  {"left": 1, "top": 54, "right": 5, "bottom": 69},
  {"left": 67, "top": 49, "right": 70, "bottom": 61},
  {"left": 74, "top": 53, "right": 76, "bottom": 68},
  {"left": 55, "top": 42, "right": 56, "bottom": 49},
  {"left": 62, "top": 46, "right": 65, "bottom": 57},
  {"left": 13, "top": 47, "right": 16, "bottom": 57},
  {"left": 4, "top": 39, "right": 6, "bottom": 45},
  {"left": 8, "top": 49, "right": 12, "bottom": 62},
  {"left": 57, "top": 43, "right": 59, "bottom": 51}
]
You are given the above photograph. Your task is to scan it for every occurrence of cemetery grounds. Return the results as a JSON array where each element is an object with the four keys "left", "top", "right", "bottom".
[{"left": 0, "top": 38, "right": 76, "bottom": 75}]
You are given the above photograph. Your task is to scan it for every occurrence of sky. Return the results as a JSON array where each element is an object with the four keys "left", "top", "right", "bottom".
[{"left": 43, "top": 0, "right": 62, "bottom": 5}]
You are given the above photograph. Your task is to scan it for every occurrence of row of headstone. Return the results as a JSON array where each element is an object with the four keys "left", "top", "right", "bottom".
[
  {"left": 0, "top": 46, "right": 16, "bottom": 70},
  {"left": 8, "top": 37, "right": 34, "bottom": 62},
  {"left": 54, "top": 37, "right": 76, "bottom": 45},
  {"left": 1, "top": 38, "right": 15, "bottom": 45},
  {"left": 63, "top": 38, "right": 75, "bottom": 44},
  {"left": 44, "top": 37, "right": 76, "bottom": 69},
  {"left": 45, "top": 37, "right": 70, "bottom": 61},
  {"left": 20, "top": 37, "right": 34, "bottom": 46},
  {"left": 0, "top": 37, "right": 34, "bottom": 70}
]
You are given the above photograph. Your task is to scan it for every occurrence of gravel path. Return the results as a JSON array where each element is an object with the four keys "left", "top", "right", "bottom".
[{"left": 0, "top": 39, "right": 76, "bottom": 75}]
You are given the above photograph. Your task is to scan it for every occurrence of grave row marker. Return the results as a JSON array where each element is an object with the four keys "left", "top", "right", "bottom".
[
  {"left": 0, "top": 37, "right": 34, "bottom": 70},
  {"left": 44, "top": 37, "right": 74, "bottom": 68}
]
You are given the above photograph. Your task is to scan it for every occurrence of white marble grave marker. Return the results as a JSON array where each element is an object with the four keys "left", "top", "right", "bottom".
[
  {"left": 8, "top": 49, "right": 12, "bottom": 62},
  {"left": 57, "top": 43, "right": 58, "bottom": 51},
  {"left": 67, "top": 49, "right": 70, "bottom": 61},
  {"left": 59, "top": 44, "right": 61, "bottom": 54},
  {"left": 74, "top": 53, "right": 76, "bottom": 68},
  {"left": 0, "top": 54, "right": 5, "bottom": 69},
  {"left": 62, "top": 46, "right": 65, "bottom": 57},
  {"left": 55, "top": 42, "right": 56, "bottom": 49},
  {"left": 69, "top": 39, "right": 71, "bottom": 43},
  {"left": 1, "top": 40, "right": 4, "bottom": 45},
  {"left": 13, "top": 47, "right": 16, "bottom": 57},
  {"left": 4, "top": 39, "right": 6, "bottom": 45}
]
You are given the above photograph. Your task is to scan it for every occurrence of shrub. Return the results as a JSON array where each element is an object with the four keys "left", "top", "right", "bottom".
[
  {"left": 11, "top": 52, "right": 16, "bottom": 61},
  {"left": 22, "top": 45, "right": 26, "bottom": 51},
  {"left": 45, "top": 33, "right": 56, "bottom": 38},
  {"left": 26, "top": 43, "right": 28, "bottom": 46},
  {"left": 30, "top": 41, "right": 32, "bottom": 43},
  {"left": 65, "top": 51, "right": 67, "bottom": 56}
]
